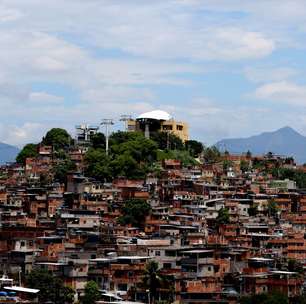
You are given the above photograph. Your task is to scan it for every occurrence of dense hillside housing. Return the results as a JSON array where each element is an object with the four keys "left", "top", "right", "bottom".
[{"left": 0, "top": 123, "right": 306, "bottom": 303}]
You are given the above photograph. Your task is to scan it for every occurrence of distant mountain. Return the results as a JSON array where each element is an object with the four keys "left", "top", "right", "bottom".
[
  {"left": 215, "top": 126, "right": 306, "bottom": 164},
  {"left": 0, "top": 142, "right": 19, "bottom": 164}
]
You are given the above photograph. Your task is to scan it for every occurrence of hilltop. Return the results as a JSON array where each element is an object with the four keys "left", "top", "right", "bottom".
[
  {"left": 216, "top": 126, "right": 306, "bottom": 164},
  {"left": 0, "top": 142, "right": 19, "bottom": 164}
]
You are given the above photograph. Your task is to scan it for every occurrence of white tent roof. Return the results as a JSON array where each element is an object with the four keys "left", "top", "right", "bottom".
[
  {"left": 4, "top": 286, "right": 40, "bottom": 294},
  {"left": 136, "top": 110, "right": 172, "bottom": 121}
]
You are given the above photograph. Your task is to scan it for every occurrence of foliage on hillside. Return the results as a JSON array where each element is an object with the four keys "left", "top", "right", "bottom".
[
  {"left": 117, "top": 199, "right": 151, "bottom": 227},
  {"left": 240, "top": 292, "right": 288, "bottom": 304},
  {"left": 17, "top": 128, "right": 204, "bottom": 181},
  {"left": 85, "top": 131, "right": 202, "bottom": 180},
  {"left": 271, "top": 167, "right": 306, "bottom": 189},
  {"left": 16, "top": 143, "right": 38, "bottom": 164}
]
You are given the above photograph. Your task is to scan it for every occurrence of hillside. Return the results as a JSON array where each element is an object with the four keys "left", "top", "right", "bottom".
[
  {"left": 216, "top": 126, "right": 306, "bottom": 164},
  {"left": 0, "top": 142, "right": 19, "bottom": 164}
]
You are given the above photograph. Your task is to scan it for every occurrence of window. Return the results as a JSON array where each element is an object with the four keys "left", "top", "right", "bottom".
[
  {"left": 163, "top": 263, "right": 171, "bottom": 269},
  {"left": 207, "top": 266, "right": 212, "bottom": 271},
  {"left": 176, "top": 125, "right": 183, "bottom": 131},
  {"left": 118, "top": 284, "right": 127, "bottom": 291},
  {"left": 155, "top": 251, "right": 160, "bottom": 256},
  {"left": 163, "top": 125, "right": 172, "bottom": 131}
]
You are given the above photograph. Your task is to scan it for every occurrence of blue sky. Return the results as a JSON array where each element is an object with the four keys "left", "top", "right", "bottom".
[{"left": 1, "top": 0, "right": 306, "bottom": 147}]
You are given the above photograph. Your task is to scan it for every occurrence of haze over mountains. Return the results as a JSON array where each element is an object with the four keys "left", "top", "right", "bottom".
[
  {"left": 0, "top": 142, "right": 19, "bottom": 164},
  {"left": 216, "top": 126, "right": 306, "bottom": 164}
]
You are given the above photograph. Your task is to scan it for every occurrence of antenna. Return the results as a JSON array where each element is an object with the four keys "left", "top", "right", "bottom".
[
  {"left": 120, "top": 115, "right": 132, "bottom": 131},
  {"left": 101, "top": 119, "right": 114, "bottom": 155}
]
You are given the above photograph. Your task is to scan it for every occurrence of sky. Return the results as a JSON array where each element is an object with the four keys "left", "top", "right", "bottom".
[{"left": 1, "top": 0, "right": 306, "bottom": 147}]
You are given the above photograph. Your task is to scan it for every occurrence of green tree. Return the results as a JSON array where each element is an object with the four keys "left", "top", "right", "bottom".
[
  {"left": 26, "top": 268, "right": 74, "bottom": 304},
  {"left": 246, "top": 150, "right": 252, "bottom": 158},
  {"left": 91, "top": 132, "right": 106, "bottom": 149},
  {"left": 248, "top": 205, "right": 258, "bottom": 216},
  {"left": 216, "top": 207, "right": 230, "bottom": 226},
  {"left": 267, "top": 200, "right": 279, "bottom": 217},
  {"left": 291, "top": 296, "right": 306, "bottom": 304},
  {"left": 272, "top": 168, "right": 306, "bottom": 189},
  {"left": 16, "top": 143, "right": 38, "bottom": 164},
  {"left": 185, "top": 140, "right": 204, "bottom": 157},
  {"left": 203, "top": 146, "right": 221, "bottom": 163},
  {"left": 82, "top": 281, "right": 100, "bottom": 304},
  {"left": 157, "top": 149, "right": 198, "bottom": 167},
  {"left": 111, "top": 153, "right": 146, "bottom": 179},
  {"left": 111, "top": 135, "right": 157, "bottom": 164},
  {"left": 240, "top": 160, "right": 250, "bottom": 173},
  {"left": 53, "top": 159, "right": 77, "bottom": 184},
  {"left": 142, "top": 261, "right": 164, "bottom": 304},
  {"left": 288, "top": 258, "right": 303, "bottom": 274},
  {"left": 150, "top": 132, "right": 184, "bottom": 151},
  {"left": 84, "top": 148, "right": 112, "bottom": 181},
  {"left": 118, "top": 199, "right": 151, "bottom": 228},
  {"left": 239, "top": 292, "right": 288, "bottom": 304},
  {"left": 266, "top": 151, "right": 274, "bottom": 159},
  {"left": 42, "top": 128, "right": 72, "bottom": 150},
  {"left": 223, "top": 160, "right": 233, "bottom": 171}
]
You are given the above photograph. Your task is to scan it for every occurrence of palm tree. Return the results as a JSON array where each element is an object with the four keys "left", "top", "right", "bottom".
[{"left": 142, "top": 261, "right": 164, "bottom": 304}]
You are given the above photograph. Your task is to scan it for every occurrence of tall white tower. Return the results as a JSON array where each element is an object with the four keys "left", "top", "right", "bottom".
[{"left": 100, "top": 119, "right": 114, "bottom": 155}]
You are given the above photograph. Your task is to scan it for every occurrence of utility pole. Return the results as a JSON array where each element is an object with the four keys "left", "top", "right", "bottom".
[
  {"left": 101, "top": 119, "right": 114, "bottom": 155},
  {"left": 120, "top": 115, "right": 132, "bottom": 131}
]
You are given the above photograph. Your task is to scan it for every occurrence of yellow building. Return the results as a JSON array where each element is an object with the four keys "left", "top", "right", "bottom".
[
  {"left": 127, "top": 110, "right": 189, "bottom": 142},
  {"left": 160, "top": 120, "right": 189, "bottom": 142}
]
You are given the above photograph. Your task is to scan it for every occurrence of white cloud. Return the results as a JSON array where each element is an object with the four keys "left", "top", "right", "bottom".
[
  {"left": 29, "top": 92, "right": 64, "bottom": 104},
  {"left": 254, "top": 81, "right": 306, "bottom": 105},
  {"left": 0, "top": 122, "right": 45, "bottom": 146},
  {"left": 0, "top": 5, "right": 23, "bottom": 23},
  {"left": 0, "top": 0, "right": 303, "bottom": 146},
  {"left": 244, "top": 67, "right": 298, "bottom": 83}
]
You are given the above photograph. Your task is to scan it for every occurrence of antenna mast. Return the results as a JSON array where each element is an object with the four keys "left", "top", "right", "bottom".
[
  {"left": 120, "top": 115, "right": 132, "bottom": 131},
  {"left": 101, "top": 119, "right": 114, "bottom": 155}
]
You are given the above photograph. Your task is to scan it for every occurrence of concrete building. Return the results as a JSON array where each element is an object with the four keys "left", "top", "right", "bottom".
[{"left": 127, "top": 110, "right": 189, "bottom": 142}]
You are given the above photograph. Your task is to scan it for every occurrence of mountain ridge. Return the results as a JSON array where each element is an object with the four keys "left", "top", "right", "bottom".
[
  {"left": 0, "top": 142, "right": 20, "bottom": 164},
  {"left": 215, "top": 126, "right": 306, "bottom": 164}
]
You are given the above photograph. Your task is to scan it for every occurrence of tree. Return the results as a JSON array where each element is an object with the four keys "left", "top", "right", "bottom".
[
  {"left": 246, "top": 150, "right": 252, "bottom": 158},
  {"left": 91, "top": 132, "right": 106, "bottom": 149},
  {"left": 26, "top": 268, "right": 74, "bottom": 304},
  {"left": 157, "top": 149, "right": 198, "bottom": 167},
  {"left": 185, "top": 140, "right": 204, "bottom": 157},
  {"left": 84, "top": 148, "right": 112, "bottom": 181},
  {"left": 82, "top": 281, "right": 100, "bottom": 304},
  {"left": 240, "top": 160, "right": 250, "bottom": 173},
  {"left": 111, "top": 153, "right": 146, "bottom": 179},
  {"left": 118, "top": 199, "right": 151, "bottom": 228},
  {"left": 111, "top": 135, "right": 158, "bottom": 164},
  {"left": 142, "top": 261, "right": 164, "bottom": 304},
  {"left": 223, "top": 160, "right": 233, "bottom": 171},
  {"left": 53, "top": 159, "right": 77, "bottom": 184},
  {"left": 266, "top": 151, "right": 274, "bottom": 159},
  {"left": 216, "top": 208, "right": 230, "bottom": 226},
  {"left": 42, "top": 128, "right": 72, "bottom": 150},
  {"left": 272, "top": 168, "right": 306, "bottom": 189},
  {"left": 150, "top": 132, "right": 184, "bottom": 151},
  {"left": 16, "top": 143, "right": 38, "bottom": 164},
  {"left": 239, "top": 292, "right": 288, "bottom": 304},
  {"left": 267, "top": 200, "right": 279, "bottom": 217},
  {"left": 288, "top": 258, "right": 303, "bottom": 274},
  {"left": 248, "top": 205, "right": 258, "bottom": 216},
  {"left": 203, "top": 146, "right": 221, "bottom": 163},
  {"left": 291, "top": 296, "right": 306, "bottom": 304}
]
